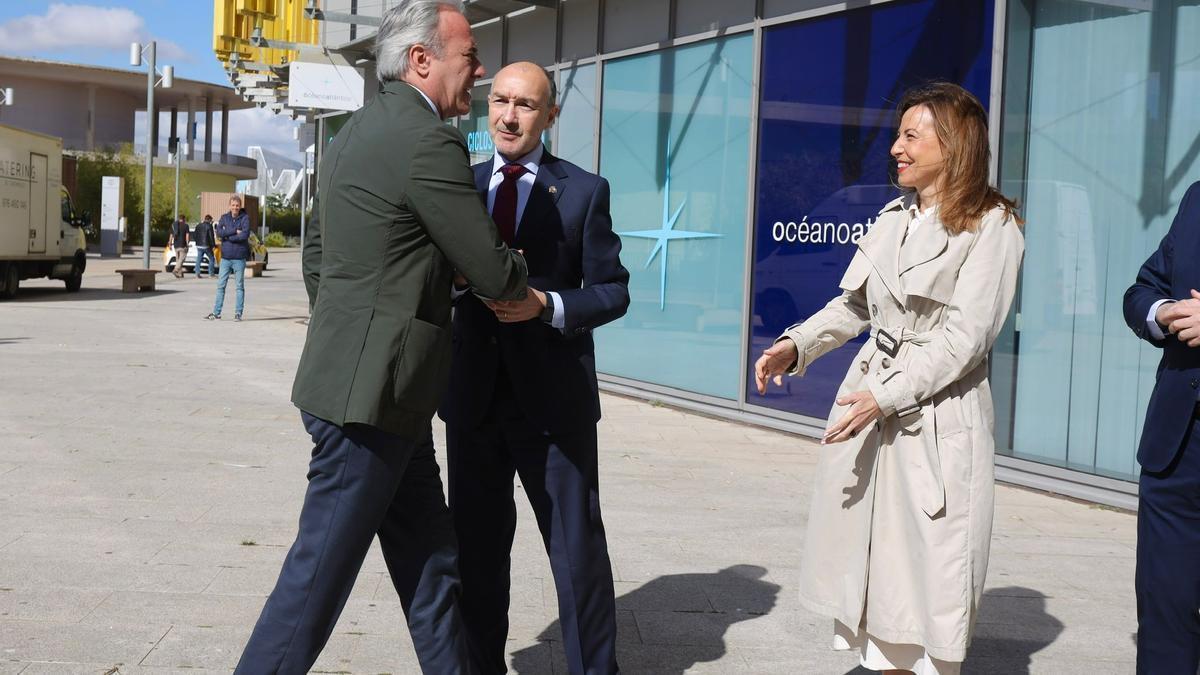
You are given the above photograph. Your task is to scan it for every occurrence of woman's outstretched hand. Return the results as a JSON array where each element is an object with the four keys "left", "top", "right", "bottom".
[
  {"left": 754, "top": 339, "right": 798, "bottom": 395},
  {"left": 824, "top": 391, "right": 881, "bottom": 444}
]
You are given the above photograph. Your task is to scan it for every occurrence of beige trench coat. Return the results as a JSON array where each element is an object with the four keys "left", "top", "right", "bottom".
[{"left": 780, "top": 194, "right": 1024, "bottom": 662}]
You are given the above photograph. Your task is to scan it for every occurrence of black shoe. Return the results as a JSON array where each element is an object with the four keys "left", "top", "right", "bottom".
[
  {"left": 234, "top": 313, "right": 242, "bottom": 322},
  {"left": 205, "top": 313, "right": 220, "bottom": 320}
]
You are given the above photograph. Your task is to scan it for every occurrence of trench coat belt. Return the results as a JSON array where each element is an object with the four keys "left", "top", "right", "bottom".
[
  {"left": 867, "top": 325, "right": 935, "bottom": 358},
  {"left": 866, "top": 326, "right": 947, "bottom": 518},
  {"left": 864, "top": 325, "right": 938, "bottom": 420}
]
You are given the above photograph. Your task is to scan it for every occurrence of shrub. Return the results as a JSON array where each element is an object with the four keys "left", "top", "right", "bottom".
[
  {"left": 72, "top": 145, "right": 192, "bottom": 246},
  {"left": 264, "top": 231, "right": 287, "bottom": 248}
]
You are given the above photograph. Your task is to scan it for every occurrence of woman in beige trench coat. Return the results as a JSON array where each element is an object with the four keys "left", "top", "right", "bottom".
[{"left": 755, "top": 83, "right": 1025, "bottom": 674}]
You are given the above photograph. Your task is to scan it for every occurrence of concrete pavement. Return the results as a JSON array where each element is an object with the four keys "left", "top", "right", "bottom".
[{"left": 0, "top": 250, "right": 1137, "bottom": 673}]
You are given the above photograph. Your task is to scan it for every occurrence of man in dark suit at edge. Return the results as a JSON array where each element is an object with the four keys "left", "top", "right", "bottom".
[
  {"left": 235, "top": 1, "right": 527, "bottom": 672},
  {"left": 1123, "top": 179, "right": 1200, "bottom": 674},
  {"left": 440, "top": 62, "right": 630, "bottom": 674}
]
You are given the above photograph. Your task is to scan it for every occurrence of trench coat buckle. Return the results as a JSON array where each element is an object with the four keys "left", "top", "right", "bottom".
[{"left": 875, "top": 328, "right": 900, "bottom": 358}]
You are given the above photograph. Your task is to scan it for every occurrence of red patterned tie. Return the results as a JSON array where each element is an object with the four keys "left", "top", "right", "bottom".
[{"left": 492, "top": 163, "right": 527, "bottom": 246}]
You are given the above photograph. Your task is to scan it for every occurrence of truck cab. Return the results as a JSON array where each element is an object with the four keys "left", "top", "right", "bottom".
[{"left": 57, "top": 186, "right": 89, "bottom": 288}]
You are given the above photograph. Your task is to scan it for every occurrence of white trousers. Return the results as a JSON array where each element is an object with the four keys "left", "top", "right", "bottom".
[{"left": 834, "top": 620, "right": 962, "bottom": 675}]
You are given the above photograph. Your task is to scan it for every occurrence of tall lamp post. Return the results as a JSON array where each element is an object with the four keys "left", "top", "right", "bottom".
[
  {"left": 171, "top": 141, "right": 188, "bottom": 223},
  {"left": 130, "top": 41, "right": 174, "bottom": 269},
  {"left": 293, "top": 124, "right": 314, "bottom": 248},
  {"left": 301, "top": 146, "right": 312, "bottom": 247}
]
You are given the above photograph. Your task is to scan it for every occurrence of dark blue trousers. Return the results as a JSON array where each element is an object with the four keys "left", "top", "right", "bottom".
[
  {"left": 1137, "top": 417, "right": 1200, "bottom": 674},
  {"left": 235, "top": 412, "right": 470, "bottom": 674},
  {"left": 447, "top": 372, "right": 618, "bottom": 675}
]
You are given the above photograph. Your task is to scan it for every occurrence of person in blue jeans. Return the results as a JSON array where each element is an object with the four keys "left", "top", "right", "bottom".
[{"left": 207, "top": 195, "right": 251, "bottom": 321}]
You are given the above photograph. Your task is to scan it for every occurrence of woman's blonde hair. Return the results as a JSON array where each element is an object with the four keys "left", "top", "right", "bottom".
[{"left": 897, "top": 82, "right": 1022, "bottom": 233}]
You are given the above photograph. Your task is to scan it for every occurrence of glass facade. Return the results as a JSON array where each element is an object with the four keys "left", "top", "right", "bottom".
[
  {"left": 594, "top": 34, "right": 754, "bottom": 399},
  {"left": 314, "top": 0, "right": 1200, "bottom": 499},
  {"left": 996, "top": 0, "right": 1200, "bottom": 481},
  {"left": 555, "top": 64, "right": 598, "bottom": 171},
  {"left": 461, "top": 84, "right": 494, "bottom": 166},
  {"left": 746, "top": 0, "right": 995, "bottom": 419}
]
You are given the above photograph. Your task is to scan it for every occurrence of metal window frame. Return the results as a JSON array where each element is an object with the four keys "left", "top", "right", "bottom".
[
  {"left": 587, "top": 0, "right": 885, "bottom": 420},
  {"left": 591, "top": 0, "right": 1139, "bottom": 507},
  {"left": 737, "top": 20, "right": 766, "bottom": 410},
  {"left": 579, "top": 0, "right": 915, "bottom": 416}
]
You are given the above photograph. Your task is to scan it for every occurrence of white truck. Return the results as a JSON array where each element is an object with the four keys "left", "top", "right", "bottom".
[{"left": 0, "top": 124, "right": 89, "bottom": 299}]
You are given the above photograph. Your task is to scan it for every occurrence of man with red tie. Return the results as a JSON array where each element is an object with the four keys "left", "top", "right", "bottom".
[{"left": 440, "top": 61, "right": 629, "bottom": 674}]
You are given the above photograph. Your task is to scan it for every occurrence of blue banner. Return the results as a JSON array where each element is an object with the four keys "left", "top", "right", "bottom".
[{"left": 746, "top": 0, "right": 994, "bottom": 419}]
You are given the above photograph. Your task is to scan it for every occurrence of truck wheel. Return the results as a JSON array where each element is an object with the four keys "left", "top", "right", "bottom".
[
  {"left": 1, "top": 264, "right": 17, "bottom": 300},
  {"left": 65, "top": 260, "right": 83, "bottom": 292}
]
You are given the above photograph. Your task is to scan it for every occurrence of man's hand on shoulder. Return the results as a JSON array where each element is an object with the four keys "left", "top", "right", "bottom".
[
  {"left": 486, "top": 287, "right": 546, "bottom": 323},
  {"left": 1159, "top": 289, "right": 1200, "bottom": 347}
]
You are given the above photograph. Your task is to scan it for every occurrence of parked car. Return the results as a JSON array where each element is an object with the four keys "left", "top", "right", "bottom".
[{"left": 163, "top": 232, "right": 269, "bottom": 273}]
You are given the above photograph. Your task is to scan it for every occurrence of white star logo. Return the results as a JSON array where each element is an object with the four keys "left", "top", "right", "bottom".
[{"left": 620, "top": 140, "right": 722, "bottom": 309}]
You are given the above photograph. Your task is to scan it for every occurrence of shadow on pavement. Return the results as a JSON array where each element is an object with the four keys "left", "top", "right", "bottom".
[
  {"left": 0, "top": 337, "right": 30, "bottom": 345},
  {"left": 7, "top": 287, "right": 181, "bottom": 302},
  {"left": 842, "top": 587, "right": 1063, "bottom": 675},
  {"left": 512, "top": 564, "right": 780, "bottom": 674}
]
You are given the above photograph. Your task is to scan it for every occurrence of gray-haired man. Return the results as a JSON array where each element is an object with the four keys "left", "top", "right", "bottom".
[{"left": 234, "top": 1, "right": 526, "bottom": 672}]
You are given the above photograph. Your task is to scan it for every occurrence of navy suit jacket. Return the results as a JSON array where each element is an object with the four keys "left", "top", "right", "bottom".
[
  {"left": 1123, "top": 181, "right": 1200, "bottom": 473},
  {"left": 438, "top": 150, "right": 630, "bottom": 434}
]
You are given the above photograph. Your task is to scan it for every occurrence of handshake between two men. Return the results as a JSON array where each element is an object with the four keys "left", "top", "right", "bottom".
[{"left": 235, "top": 2, "right": 629, "bottom": 669}]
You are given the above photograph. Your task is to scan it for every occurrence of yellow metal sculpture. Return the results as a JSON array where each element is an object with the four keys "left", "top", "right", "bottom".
[{"left": 213, "top": 0, "right": 320, "bottom": 110}]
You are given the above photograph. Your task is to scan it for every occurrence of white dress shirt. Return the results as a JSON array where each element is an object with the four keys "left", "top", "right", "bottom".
[
  {"left": 1147, "top": 299, "right": 1173, "bottom": 341},
  {"left": 487, "top": 145, "right": 543, "bottom": 226},
  {"left": 406, "top": 83, "right": 439, "bottom": 117},
  {"left": 905, "top": 202, "right": 936, "bottom": 240}
]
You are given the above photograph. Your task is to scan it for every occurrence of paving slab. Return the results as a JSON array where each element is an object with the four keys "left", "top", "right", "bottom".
[{"left": 0, "top": 250, "right": 1139, "bottom": 673}]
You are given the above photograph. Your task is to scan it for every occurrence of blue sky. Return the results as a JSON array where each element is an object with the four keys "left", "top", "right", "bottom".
[{"left": 0, "top": 2, "right": 299, "bottom": 164}]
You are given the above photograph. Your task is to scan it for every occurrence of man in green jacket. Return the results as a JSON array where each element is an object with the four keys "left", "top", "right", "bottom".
[{"left": 236, "top": 2, "right": 527, "bottom": 672}]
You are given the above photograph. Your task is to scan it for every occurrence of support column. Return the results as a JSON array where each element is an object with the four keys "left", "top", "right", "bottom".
[
  {"left": 220, "top": 102, "right": 229, "bottom": 163},
  {"left": 151, "top": 103, "right": 160, "bottom": 157},
  {"left": 86, "top": 84, "right": 96, "bottom": 150},
  {"left": 186, "top": 99, "right": 195, "bottom": 160},
  {"left": 204, "top": 96, "right": 213, "bottom": 162}
]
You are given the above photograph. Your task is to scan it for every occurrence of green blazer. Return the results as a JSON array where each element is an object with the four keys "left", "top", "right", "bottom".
[{"left": 292, "top": 81, "right": 527, "bottom": 440}]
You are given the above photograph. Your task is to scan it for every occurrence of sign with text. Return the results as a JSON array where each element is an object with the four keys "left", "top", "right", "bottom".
[
  {"left": 100, "top": 175, "right": 124, "bottom": 257},
  {"left": 288, "top": 62, "right": 365, "bottom": 112},
  {"left": 746, "top": 0, "right": 995, "bottom": 419}
]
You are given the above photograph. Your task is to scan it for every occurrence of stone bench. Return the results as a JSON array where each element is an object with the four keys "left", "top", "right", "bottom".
[
  {"left": 246, "top": 261, "right": 266, "bottom": 277},
  {"left": 115, "top": 269, "right": 159, "bottom": 293}
]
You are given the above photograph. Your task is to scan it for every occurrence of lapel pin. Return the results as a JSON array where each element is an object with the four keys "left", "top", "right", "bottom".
[{"left": 548, "top": 185, "right": 558, "bottom": 195}]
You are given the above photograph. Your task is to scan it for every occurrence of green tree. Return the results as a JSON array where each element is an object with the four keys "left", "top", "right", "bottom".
[
  {"left": 73, "top": 146, "right": 139, "bottom": 243},
  {"left": 264, "top": 193, "right": 289, "bottom": 211},
  {"left": 72, "top": 145, "right": 197, "bottom": 246}
]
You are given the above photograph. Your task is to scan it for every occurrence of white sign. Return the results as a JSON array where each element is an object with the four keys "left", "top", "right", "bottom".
[
  {"left": 100, "top": 176, "right": 123, "bottom": 231},
  {"left": 297, "top": 122, "right": 316, "bottom": 153},
  {"left": 288, "top": 62, "right": 365, "bottom": 112}
]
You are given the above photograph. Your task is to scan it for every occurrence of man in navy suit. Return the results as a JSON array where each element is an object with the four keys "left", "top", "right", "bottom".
[
  {"left": 1123, "top": 180, "right": 1200, "bottom": 674},
  {"left": 440, "top": 61, "right": 629, "bottom": 674}
]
